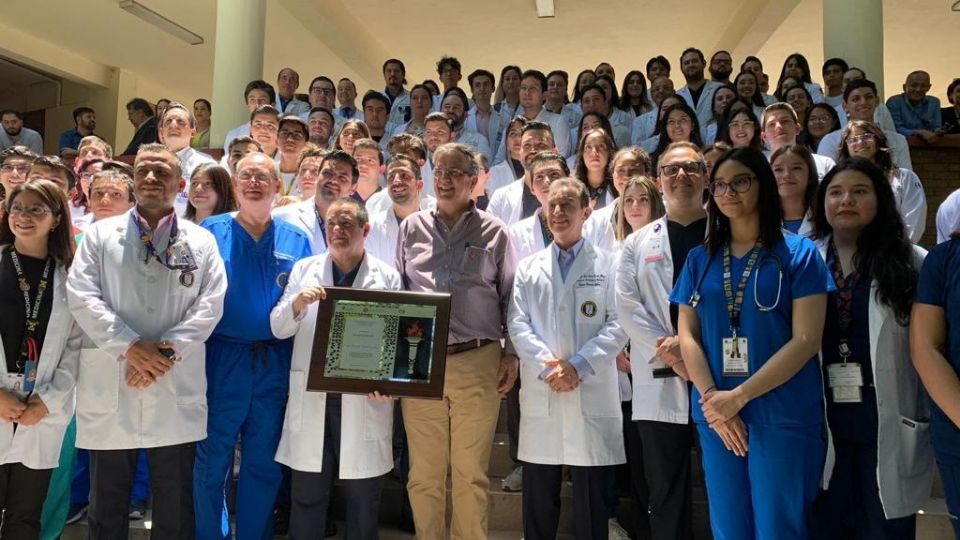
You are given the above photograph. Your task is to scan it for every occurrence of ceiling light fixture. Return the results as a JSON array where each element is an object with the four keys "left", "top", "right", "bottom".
[
  {"left": 119, "top": 0, "right": 204, "bottom": 45},
  {"left": 536, "top": 0, "right": 555, "bottom": 18}
]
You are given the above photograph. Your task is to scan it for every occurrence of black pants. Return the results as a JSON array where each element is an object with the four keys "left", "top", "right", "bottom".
[
  {"left": 0, "top": 462, "right": 52, "bottom": 540},
  {"left": 810, "top": 437, "right": 916, "bottom": 540},
  {"left": 88, "top": 443, "right": 196, "bottom": 540},
  {"left": 523, "top": 463, "right": 607, "bottom": 540},
  {"left": 289, "top": 395, "right": 383, "bottom": 540},
  {"left": 621, "top": 401, "right": 652, "bottom": 540},
  {"left": 633, "top": 420, "right": 693, "bottom": 540},
  {"left": 506, "top": 372, "right": 521, "bottom": 464}
]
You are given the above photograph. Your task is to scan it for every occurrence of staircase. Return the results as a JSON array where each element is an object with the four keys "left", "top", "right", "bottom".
[{"left": 63, "top": 397, "right": 957, "bottom": 539}]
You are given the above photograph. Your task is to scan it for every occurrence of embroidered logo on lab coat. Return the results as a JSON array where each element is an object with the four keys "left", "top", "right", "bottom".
[{"left": 580, "top": 300, "right": 598, "bottom": 317}]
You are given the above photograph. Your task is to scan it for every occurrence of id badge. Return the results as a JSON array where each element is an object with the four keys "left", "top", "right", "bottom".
[
  {"left": 644, "top": 239, "right": 664, "bottom": 263},
  {"left": 22, "top": 360, "right": 38, "bottom": 394},
  {"left": 827, "top": 363, "right": 863, "bottom": 403},
  {"left": 3, "top": 373, "right": 27, "bottom": 399},
  {"left": 722, "top": 337, "right": 749, "bottom": 377}
]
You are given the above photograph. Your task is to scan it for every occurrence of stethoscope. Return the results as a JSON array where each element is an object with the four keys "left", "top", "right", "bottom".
[{"left": 688, "top": 248, "right": 784, "bottom": 311}]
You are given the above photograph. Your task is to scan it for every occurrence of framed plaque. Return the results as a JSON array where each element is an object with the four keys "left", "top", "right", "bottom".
[{"left": 307, "top": 287, "right": 452, "bottom": 399}]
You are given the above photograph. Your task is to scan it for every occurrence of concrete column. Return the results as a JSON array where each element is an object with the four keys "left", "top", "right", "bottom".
[
  {"left": 823, "top": 0, "right": 884, "bottom": 96},
  {"left": 210, "top": 0, "right": 266, "bottom": 148}
]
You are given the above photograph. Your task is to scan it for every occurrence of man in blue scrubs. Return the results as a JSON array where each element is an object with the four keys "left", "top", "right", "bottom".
[{"left": 194, "top": 153, "right": 311, "bottom": 539}]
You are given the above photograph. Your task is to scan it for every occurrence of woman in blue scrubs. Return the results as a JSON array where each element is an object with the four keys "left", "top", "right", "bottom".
[
  {"left": 912, "top": 225, "right": 960, "bottom": 539},
  {"left": 810, "top": 158, "right": 932, "bottom": 539},
  {"left": 671, "top": 147, "right": 833, "bottom": 540}
]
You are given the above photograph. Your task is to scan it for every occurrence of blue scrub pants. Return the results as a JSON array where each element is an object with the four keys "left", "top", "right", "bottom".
[
  {"left": 696, "top": 422, "right": 825, "bottom": 540},
  {"left": 194, "top": 336, "right": 291, "bottom": 540}
]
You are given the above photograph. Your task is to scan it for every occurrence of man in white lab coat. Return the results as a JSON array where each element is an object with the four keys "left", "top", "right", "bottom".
[
  {"left": 365, "top": 155, "right": 433, "bottom": 264},
  {"left": 275, "top": 68, "right": 311, "bottom": 117},
  {"left": 487, "top": 122, "right": 563, "bottom": 226},
  {"left": 676, "top": 48, "right": 722, "bottom": 128},
  {"left": 509, "top": 178, "right": 628, "bottom": 540},
  {"left": 67, "top": 143, "right": 227, "bottom": 540},
  {"left": 819, "top": 79, "right": 912, "bottom": 170},
  {"left": 271, "top": 197, "right": 401, "bottom": 539},
  {"left": 615, "top": 141, "right": 708, "bottom": 540}
]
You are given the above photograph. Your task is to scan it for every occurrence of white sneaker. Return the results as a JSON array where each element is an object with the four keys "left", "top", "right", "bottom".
[
  {"left": 501, "top": 465, "right": 523, "bottom": 492},
  {"left": 608, "top": 518, "right": 631, "bottom": 540}
]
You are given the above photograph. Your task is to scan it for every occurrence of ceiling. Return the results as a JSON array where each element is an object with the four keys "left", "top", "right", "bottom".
[{"left": 0, "top": 0, "right": 956, "bottom": 110}]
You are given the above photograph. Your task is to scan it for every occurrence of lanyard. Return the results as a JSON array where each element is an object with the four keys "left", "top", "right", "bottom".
[
  {"left": 722, "top": 242, "right": 761, "bottom": 336},
  {"left": 313, "top": 203, "right": 328, "bottom": 244},
  {"left": 538, "top": 212, "right": 553, "bottom": 246},
  {"left": 10, "top": 249, "right": 52, "bottom": 370},
  {"left": 131, "top": 212, "right": 191, "bottom": 271},
  {"left": 828, "top": 241, "right": 859, "bottom": 360}
]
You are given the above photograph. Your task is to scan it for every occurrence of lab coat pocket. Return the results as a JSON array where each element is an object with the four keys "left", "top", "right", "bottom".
[
  {"left": 284, "top": 371, "right": 305, "bottom": 432},
  {"left": 580, "top": 374, "right": 621, "bottom": 418},
  {"left": 362, "top": 399, "right": 393, "bottom": 441},
  {"left": 520, "top": 383, "right": 549, "bottom": 418},
  {"left": 897, "top": 416, "right": 933, "bottom": 478},
  {"left": 77, "top": 349, "right": 120, "bottom": 414},
  {"left": 172, "top": 346, "right": 206, "bottom": 406}
]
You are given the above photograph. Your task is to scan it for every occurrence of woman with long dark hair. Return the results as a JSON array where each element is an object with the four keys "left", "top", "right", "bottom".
[
  {"left": 717, "top": 106, "right": 762, "bottom": 151},
  {"left": 651, "top": 102, "right": 703, "bottom": 170},
  {"left": 0, "top": 179, "right": 80, "bottom": 539},
  {"left": 184, "top": 163, "right": 238, "bottom": 224},
  {"left": 784, "top": 86, "right": 814, "bottom": 127},
  {"left": 702, "top": 84, "right": 737, "bottom": 145},
  {"left": 803, "top": 103, "right": 841, "bottom": 152},
  {"left": 618, "top": 70, "right": 653, "bottom": 119},
  {"left": 772, "top": 144, "right": 819, "bottom": 235},
  {"left": 838, "top": 120, "right": 927, "bottom": 242},
  {"left": 777, "top": 53, "right": 825, "bottom": 103},
  {"left": 671, "top": 147, "right": 831, "bottom": 539},
  {"left": 574, "top": 128, "right": 617, "bottom": 209},
  {"left": 493, "top": 65, "right": 523, "bottom": 118},
  {"left": 809, "top": 157, "right": 931, "bottom": 539},
  {"left": 734, "top": 71, "right": 766, "bottom": 115}
]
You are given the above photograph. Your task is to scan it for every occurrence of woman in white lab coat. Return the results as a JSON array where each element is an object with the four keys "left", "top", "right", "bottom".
[
  {"left": 773, "top": 144, "right": 818, "bottom": 237},
  {"left": 270, "top": 199, "right": 401, "bottom": 539},
  {"left": 0, "top": 180, "right": 81, "bottom": 537},
  {"left": 838, "top": 121, "right": 927, "bottom": 243},
  {"left": 808, "top": 157, "right": 933, "bottom": 539}
]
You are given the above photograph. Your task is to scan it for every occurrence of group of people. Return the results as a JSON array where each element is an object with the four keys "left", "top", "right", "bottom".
[{"left": 0, "top": 47, "right": 959, "bottom": 540}]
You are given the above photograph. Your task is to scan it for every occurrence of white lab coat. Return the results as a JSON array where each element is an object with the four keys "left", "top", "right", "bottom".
[
  {"left": 66, "top": 212, "right": 227, "bottom": 449},
  {"left": 936, "top": 188, "right": 960, "bottom": 243},
  {"left": 465, "top": 107, "right": 509, "bottom": 156},
  {"left": 631, "top": 111, "right": 658, "bottom": 146},
  {"left": 0, "top": 253, "right": 81, "bottom": 469},
  {"left": 273, "top": 200, "right": 330, "bottom": 255},
  {"left": 333, "top": 107, "right": 364, "bottom": 121},
  {"left": 365, "top": 190, "right": 435, "bottom": 218},
  {"left": 494, "top": 108, "right": 572, "bottom": 163},
  {"left": 816, "top": 128, "right": 913, "bottom": 171},
  {"left": 271, "top": 253, "right": 400, "bottom": 478},
  {"left": 487, "top": 178, "right": 526, "bottom": 226},
  {"left": 582, "top": 203, "right": 616, "bottom": 253},
  {"left": 455, "top": 129, "right": 493, "bottom": 162},
  {"left": 366, "top": 201, "right": 433, "bottom": 264},
  {"left": 837, "top": 102, "right": 897, "bottom": 134},
  {"left": 383, "top": 89, "right": 411, "bottom": 127},
  {"left": 816, "top": 240, "right": 933, "bottom": 518},
  {"left": 275, "top": 96, "right": 311, "bottom": 117},
  {"left": 614, "top": 217, "right": 691, "bottom": 424},
  {"left": 509, "top": 241, "right": 628, "bottom": 466},
  {"left": 890, "top": 168, "right": 928, "bottom": 243},
  {"left": 508, "top": 210, "right": 548, "bottom": 262},
  {"left": 487, "top": 160, "right": 519, "bottom": 195},
  {"left": 676, "top": 81, "right": 722, "bottom": 128},
  {"left": 222, "top": 123, "right": 251, "bottom": 153}
]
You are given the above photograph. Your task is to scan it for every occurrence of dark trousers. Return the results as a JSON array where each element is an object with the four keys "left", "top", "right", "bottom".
[
  {"left": 633, "top": 420, "right": 693, "bottom": 540},
  {"left": 621, "top": 401, "right": 652, "bottom": 540},
  {"left": 0, "top": 462, "right": 52, "bottom": 539},
  {"left": 936, "top": 457, "right": 960, "bottom": 539},
  {"left": 506, "top": 372, "right": 521, "bottom": 464},
  {"left": 811, "top": 438, "right": 916, "bottom": 540},
  {"left": 289, "top": 395, "right": 383, "bottom": 540},
  {"left": 88, "top": 443, "right": 195, "bottom": 540},
  {"left": 522, "top": 463, "right": 607, "bottom": 540}
]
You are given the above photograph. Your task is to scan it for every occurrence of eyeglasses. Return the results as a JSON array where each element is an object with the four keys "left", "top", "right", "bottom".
[
  {"left": 433, "top": 168, "right": 468, "bottom": 180},
  {"left": 7, "top": 203, "right": 53, "bottom": 217},
  {"left": 310, "top": 87, "right": 335, "bottom": 95},
  {"left": 236, "top": 171, "right": 274, "bottom": 184},
  {"left": 278, "top": 130, "right": 306, "bottom": 141},
  {"left": 845, "top": 134, "right": 876, "bottom": 146},
  {"left": 709, "top": 174, "right": 755, "bottom": 196},
  {"left": 808, "top": 115, "right": 832, "bottom": 125},
  {"left": 0, "top": 163, "right": 30, "bottom": 174},
  {"left": 659, "top": 162, "right": 704, "bottom": 178}
]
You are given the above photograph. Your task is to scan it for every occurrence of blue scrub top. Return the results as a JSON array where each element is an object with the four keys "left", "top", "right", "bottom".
[
  {"left": 670, "top": 234, "right": 834, "bottom": 427},
  {"left": 202, "top": 214, "right": 311, "bottom": 342},
  {"left": 915, "top": 238, "right": 960, "bottom": 464}
]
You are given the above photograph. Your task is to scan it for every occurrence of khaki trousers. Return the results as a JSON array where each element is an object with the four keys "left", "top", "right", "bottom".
[{"left": 402, "top": 342, "right": 502, "bottom": 540}]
